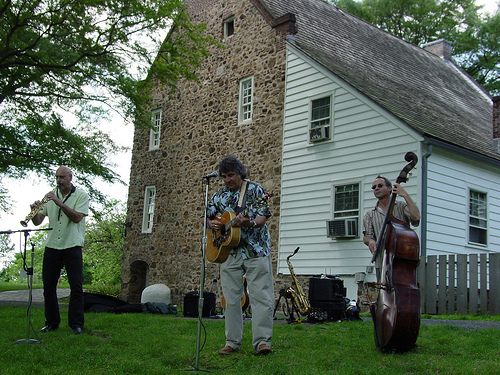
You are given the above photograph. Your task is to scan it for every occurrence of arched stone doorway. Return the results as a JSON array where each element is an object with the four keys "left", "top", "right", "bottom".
[{"left": 124, "top": 260, "right": 149, "bottom": 303}]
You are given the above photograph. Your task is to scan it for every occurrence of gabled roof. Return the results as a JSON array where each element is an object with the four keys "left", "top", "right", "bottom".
[{"left": 258, "top": 0, "right": 496, "bottom": 161}]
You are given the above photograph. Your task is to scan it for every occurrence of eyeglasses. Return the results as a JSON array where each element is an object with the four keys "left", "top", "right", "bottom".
[
  {"left": 55, "top": 175, "right": 68, "bottom": 179},
  {"left": 371, "top": 183, "right": 386, "bottom": 189}
]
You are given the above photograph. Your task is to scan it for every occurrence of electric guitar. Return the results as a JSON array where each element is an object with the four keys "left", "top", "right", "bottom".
[{"left": 205, "top": 192, "right": 272, "bottom": 263}]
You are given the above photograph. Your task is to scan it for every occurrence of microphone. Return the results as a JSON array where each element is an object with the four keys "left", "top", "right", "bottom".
[{"left": 202, "top": 171, "right": 219, "bottom": 179}]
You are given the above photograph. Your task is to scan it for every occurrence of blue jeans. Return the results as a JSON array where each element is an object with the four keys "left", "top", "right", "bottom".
[{"left": 42, "top": 246, "right": 84, "bottom": 329}]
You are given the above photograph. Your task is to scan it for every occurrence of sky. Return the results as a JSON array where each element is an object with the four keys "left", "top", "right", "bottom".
[
  {"left": 0, "top": 0, "right": 499, "bottom": 267},
  {"left": 477, "top": 0, "right": 499, "bottom": 13}
]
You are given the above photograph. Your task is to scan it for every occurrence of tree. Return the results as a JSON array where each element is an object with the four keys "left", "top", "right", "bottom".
[
  {"left": 1, "top": 200, "right": 125, "bottom": 284},
  {"left": 0, "top": 228, "right": 48, "bottom": 282},
  {"left": 82, "top": 200, "right": 126, "bottom": 285},
  {"left": 0, "top": 0, "right": 215, "bottom": 205},
  {"left": 451, "top": 10, "right": 500, "bottom": 94},
  {"left": 329, "top": 0, "right": 500, "bottom": 95},
  {"left": 0, "top": 233, "right": 15, "bottom": 274}
]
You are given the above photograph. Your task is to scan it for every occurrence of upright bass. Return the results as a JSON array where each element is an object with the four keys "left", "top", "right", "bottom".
[{"left": 370, "top": 152, "right": 420, "bottom": 352}]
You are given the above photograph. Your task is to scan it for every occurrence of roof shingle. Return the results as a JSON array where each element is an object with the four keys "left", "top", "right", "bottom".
[{"left": 260, "top": 0, "right": 495, "bottom": 160}]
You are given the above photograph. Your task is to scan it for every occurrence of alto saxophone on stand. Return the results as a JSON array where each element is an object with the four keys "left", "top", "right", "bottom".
[
  {"left": 20, "top": 188, "right": 57, "bottom": 227},
  {"left": 286, "top": 246, "right": 311, "bottom": 317}
]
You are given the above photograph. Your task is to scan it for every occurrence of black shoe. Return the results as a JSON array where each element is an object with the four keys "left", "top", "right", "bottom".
[
  {"left": 40, "top": 325, "right": 58, "bottom": 333},
  {"left": 72, "top": 327, "right": 83, "bottom": 335}
]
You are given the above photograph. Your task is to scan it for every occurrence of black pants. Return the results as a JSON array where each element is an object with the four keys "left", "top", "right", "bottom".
[{"left": 42, "top": 246, "right": 84, "bottom": 329}]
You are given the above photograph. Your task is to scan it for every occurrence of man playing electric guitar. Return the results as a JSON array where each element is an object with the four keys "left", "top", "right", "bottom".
[{"left": 206, "top": 155, "right": 273, "bottom": 356}]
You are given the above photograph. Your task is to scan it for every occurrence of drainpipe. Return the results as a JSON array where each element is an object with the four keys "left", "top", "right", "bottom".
[{"left": 421, "top": 142, "right": 433, "bottom": 258}]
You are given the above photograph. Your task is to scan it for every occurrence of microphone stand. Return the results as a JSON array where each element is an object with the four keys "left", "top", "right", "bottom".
[
  {"left": 193, "top": 174, "right": 216, "bottom": 370},
  {"left": 3, "top": 228, "right": 53, "bottom": 344}
]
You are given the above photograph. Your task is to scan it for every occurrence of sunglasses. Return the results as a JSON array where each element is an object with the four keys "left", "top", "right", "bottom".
[{"left": 371, "top": 183, "right": 387, "bottom": 189}]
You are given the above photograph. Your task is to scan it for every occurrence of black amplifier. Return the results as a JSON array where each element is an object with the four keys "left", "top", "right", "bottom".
[
  {"left": 307, "top": 298, "right": 347, "bottom": 322},
  {"left": 183, "top": 291, "right": 216, "bottom": 317},
  {"left": 308, "top": 276, "right": 346, "bottom": 303}
]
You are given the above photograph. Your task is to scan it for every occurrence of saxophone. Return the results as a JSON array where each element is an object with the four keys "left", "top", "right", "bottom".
[
  {"left": 286, "top": 247, "right": 311, "bottom": 316},
  {"left": 20, "top": 188, "right": 57, "bottom": 227}
]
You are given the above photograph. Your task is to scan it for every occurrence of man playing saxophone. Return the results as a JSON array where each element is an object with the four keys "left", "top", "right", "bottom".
[{"left": 30, "top": 166, "right": 89, "bottom": 335}]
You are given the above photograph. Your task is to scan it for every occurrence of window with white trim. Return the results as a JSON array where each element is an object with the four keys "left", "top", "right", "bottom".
[
  {"left": 327, "top": 183, "right": 359, "bottom": 238},
  {"left": 309, "top": 96, "right": 332, "bottom": 143},
  {"left": 149, "top": 109, "right": 161, "bottom": 150},
  {"left": 334, "top": 183, "right": 360, "bottom": 219},
  {"left": 469, "top": 189, "right": 487, "bottom": 245},
  {"left": 142, "top": 186, "right": 156, "bottom": 233},
  {"left": 223, "top": 16, "right": 234, "bottom": 38},
  {"left": 239, "top": 76, "right": 253, "bottom": 123}
]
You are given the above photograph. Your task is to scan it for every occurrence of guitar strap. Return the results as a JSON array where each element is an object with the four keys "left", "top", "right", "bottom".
[{"left": 235, "top": 180, "right": 248, "bottom": 215}]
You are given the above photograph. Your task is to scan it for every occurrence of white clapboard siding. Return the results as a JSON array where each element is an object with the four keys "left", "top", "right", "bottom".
[
  {"left": 279, "top": 44, "right": 423, "bottom": 282},
  {"left": 425, "top": 147, "right": 500, "bottom": 255}
]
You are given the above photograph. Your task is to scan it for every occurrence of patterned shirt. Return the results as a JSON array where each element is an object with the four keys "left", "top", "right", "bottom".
[{"left": 206, "top": 180, "right": 271, "bottom": 259}]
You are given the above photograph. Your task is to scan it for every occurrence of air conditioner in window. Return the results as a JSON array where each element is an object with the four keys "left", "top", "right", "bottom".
[
  {"left": 327, "top": 218, "right": 358, "bottom": 238},
  {"left": 309, "top": 126, "right": 329, "bottom": 142}
]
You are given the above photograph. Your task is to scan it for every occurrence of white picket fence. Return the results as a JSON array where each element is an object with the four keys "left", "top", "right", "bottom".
[{"left": 418, "top": 253, "right": 500, "bottom": 315}]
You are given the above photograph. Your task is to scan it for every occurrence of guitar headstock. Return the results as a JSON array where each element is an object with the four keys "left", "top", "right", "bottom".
[
  {"left": 251, "top": 192, "right": 273, "bottom": 209},
  {"left": 262, "top": 192, "right": 273, "bottom": 201}
]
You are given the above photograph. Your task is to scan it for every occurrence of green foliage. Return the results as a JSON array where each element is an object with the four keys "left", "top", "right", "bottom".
[
  {"left": 1, "top": 199, "right": 125, "bottom": 285},
  {"left": 82, "top": 200, "right": 126, "bottom": 286},
  {"left": 0, "top": 234, "right": 15, "bottom": 281},
  {"left": 0, "top": 228, "right": 48, "bottom": 283},
  {"left": 330, "top": 0, "right": 500, "bottom": 95},
  {"left": 0, "top": 0, "right": 216, "bottom": 205},
  {"left": 84, "top": 282, "right": 122, "bottom": 297},
  {"left": 451, "top": 10, "right": 500, "bottom": 94}
]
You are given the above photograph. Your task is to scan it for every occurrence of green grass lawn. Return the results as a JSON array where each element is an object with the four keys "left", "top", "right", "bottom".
[{"left": 0, "top": 304, "right": 499, "bottom": 375}]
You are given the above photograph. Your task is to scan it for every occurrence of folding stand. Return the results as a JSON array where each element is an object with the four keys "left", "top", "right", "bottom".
[{"left": 12, "top": 229, "right": 52, "bottom": 344}]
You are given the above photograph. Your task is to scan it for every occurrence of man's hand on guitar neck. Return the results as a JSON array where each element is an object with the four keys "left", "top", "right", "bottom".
[
  {"left": 236, "top": 213, "right": 254, "bottom": 228},
  {"left": 238, "top": 214, "right": 266, "bottom": 228},
  {"left": 208, "top": 214, "right": 265, "bottom": 231}
]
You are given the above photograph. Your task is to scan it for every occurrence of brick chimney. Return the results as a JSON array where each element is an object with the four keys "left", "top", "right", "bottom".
[
  {"left": 493, "top": 97, "right": 500, "bottom": 154},
  {"left": 422, "top": 39, "right": 452, "bottom": 61},
  {"left": 494, "top": 96, "right": 500, "bottom": 138}
]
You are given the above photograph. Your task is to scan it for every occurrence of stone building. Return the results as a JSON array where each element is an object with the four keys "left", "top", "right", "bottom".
[
  {"left": 122, "top": 0, "right": 499, "bottom": 316},
  {"left": 121, "top": 0, "right": 291, "bottom": 304}
]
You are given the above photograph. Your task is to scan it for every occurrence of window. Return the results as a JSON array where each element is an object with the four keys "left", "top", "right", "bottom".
[
  {"left": 327, "top": 183, "right": 359, "bottom": 238},
  {"left": 149, "top": 109, "right": 161, "bottom": 150},
  {"left": 469, "top": 189, "right": 487, "bottom": 245},
  {"left": 334, "top": 183, "right": 359, "bottom": 218},
  {"left": 239, "top": 76, "right": 253, "bottom": 123},
  {"left": 142, "top": 186, "right": 156, "bottom": 233},
  {"left": 309, "top": 96, "right": 332, "bottom": 143},
  {"left": 224, "top": 17, "right": 234, "bottom": 38}
]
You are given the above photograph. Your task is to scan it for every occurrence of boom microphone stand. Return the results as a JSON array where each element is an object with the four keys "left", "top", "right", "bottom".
[
  {"left": 0, "top": 228, "right": 53, "bottom": 344},
  {"left": 193, "top": 171, "right": 218, "bottom": 370}
]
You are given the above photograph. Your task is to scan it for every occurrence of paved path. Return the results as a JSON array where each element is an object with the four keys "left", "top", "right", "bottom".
[{"left": 0, "top": 288, "right": 70, "bottom": 307}]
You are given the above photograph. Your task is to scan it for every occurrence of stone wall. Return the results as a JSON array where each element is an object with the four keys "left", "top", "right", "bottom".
[{"left": 121, "top": 0, "right": 292, "bottom": 305}]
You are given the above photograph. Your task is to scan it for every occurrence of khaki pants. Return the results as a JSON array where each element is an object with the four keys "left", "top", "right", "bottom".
[{"left": 220, "top": 250, "right": 274, "bottom": 350}]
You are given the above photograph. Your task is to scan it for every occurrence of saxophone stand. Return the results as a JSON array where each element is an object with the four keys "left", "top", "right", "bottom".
[
  {"left": 9, "top": 228, "right": 53, "bottom": 344},
  {"left": 190, "top": 172, "right": 217, "bottom": 371}
]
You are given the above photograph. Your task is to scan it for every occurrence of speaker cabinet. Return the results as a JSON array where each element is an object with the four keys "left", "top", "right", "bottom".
[
  {"left": 308, "top": 277, "right": 346, "bottom": 302},
  {"left": 183, "top": 291, "right": 216, "bottom": 317},
  {"left": 307, "top": 298, "right": 347, "bottom": 322}
]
